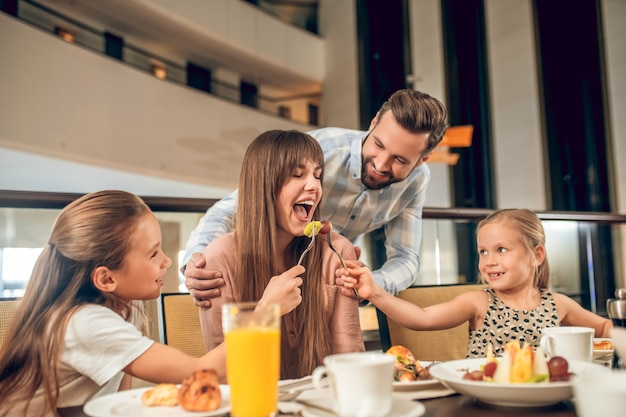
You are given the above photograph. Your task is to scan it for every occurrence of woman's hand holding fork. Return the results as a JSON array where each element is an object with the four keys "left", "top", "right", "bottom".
[{"left": 259, "top": 265, "right": 304, "bottom": 316}]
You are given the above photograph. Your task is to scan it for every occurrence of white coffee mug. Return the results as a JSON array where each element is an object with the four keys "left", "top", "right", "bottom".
[
  {"left": 540, "top": 326, "right": 594, "bottom": 362},
  {"left": 311, "top": 352, "right": 394, "bottom": 417}
]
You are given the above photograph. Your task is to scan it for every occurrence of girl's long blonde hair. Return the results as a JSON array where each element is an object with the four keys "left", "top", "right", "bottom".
[
  {"left": 477, "top": 208, "right": 550, "bottom": 288},
  {"left": 234, "top": 130, "right": 329, "bottom": 377},
  {"left": 0, "top": 190, "right": 150, "bottom": 416}
]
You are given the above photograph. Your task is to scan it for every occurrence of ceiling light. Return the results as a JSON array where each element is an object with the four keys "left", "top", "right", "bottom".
[
  {"left": 55, "top": 27, "right": 75, "bottom": 43},
  {"left": 151, "top": 64, "right": 167, "bottom": 80}
]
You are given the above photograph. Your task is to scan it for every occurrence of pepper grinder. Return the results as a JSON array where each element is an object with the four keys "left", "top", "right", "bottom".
[{"left": 607, "top": 288, "right": 626, "bottom": 368}]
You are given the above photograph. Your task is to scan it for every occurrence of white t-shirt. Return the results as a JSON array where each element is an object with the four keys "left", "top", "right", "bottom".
[{"left": 24, "top": 303, "right": 154, "bottom": 415}]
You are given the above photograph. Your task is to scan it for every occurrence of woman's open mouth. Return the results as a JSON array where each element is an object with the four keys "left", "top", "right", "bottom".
[{"left": 293, "top": 200, "right": 314, "bottom": 222}]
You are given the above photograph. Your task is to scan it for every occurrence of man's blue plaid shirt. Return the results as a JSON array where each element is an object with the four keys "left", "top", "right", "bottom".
[{"left": 183, "top": 127, "right": 429, "bottom": 295}]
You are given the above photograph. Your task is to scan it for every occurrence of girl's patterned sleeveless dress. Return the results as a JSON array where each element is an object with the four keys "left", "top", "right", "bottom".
[{"left": 467, "top": 287, "right": 560, "bottom": 357}]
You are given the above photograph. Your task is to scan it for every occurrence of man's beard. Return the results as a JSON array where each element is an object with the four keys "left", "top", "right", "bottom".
[{"left": 361, "top": 159, "right": 396, "bottom": 190}]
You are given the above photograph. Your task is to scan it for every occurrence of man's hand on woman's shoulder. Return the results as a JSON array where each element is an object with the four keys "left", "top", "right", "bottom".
[{"left": 184, "top": 252, "right": 225, "bottom": 308}]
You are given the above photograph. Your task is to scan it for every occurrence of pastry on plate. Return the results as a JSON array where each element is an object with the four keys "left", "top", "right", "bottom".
[
  {"left": 178, "top": 369, "right": 222, "bottom": 411},
  {"left": 141, "top": 383, "right": 179, "bottom": 407}
]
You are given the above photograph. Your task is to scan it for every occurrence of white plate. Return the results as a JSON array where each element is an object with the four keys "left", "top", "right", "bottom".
[
  {"left": 300, "top": 397, "right": 425, "bottom": 417},
  {"left": 393, "top": 378, "right": 442, "bottom": 391},
  {"left": 392, "top": 361, "right": 442, "bottom": 391},
  {"left": 429, "top": 358, "right": 608, "bottom": 407},
  {"left": 83, "top": 385, "right": 230, "bottom": 417},
  {"left": 592, "top": 338, "right": 614, "bottom": 368}
]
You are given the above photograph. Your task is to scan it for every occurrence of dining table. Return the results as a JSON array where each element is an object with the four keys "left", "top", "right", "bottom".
[
  {"left": 274, "top": 383, "right": 580, "bottom": 417},
  {"left": 65, "top": 385, "right": 580, "bottom": 417},
  {"left": 72, "top": 359, "right": 616, "bottom": 417},
  {"left": 63, "top": 395, "right": 579, "bottom": 417},
  {"left": 412, "top": 394, "right": 577, "bottom": 417},
  {"left": 273, "top": 395, "right": 578, "bottom": 417}
]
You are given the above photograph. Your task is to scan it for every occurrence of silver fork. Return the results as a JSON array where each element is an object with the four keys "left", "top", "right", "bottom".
[
  {"left": 297, "top": 233, "right": 315, "bottom": 266},
  {"left": 278, "top": 389, "right": 304, "bottom": 402},
  {"left": 325, "top": 225, "right": 367, "bottom": 306}
]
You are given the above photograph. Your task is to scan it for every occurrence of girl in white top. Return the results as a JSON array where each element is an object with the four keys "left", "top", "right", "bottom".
[{"left": 0, "top": 190, "right": 303, "bottom": 417}]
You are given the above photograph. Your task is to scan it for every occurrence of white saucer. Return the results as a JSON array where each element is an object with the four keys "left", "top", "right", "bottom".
[{"left": 300, "top": 398, "right": 425, "bottom": 417}]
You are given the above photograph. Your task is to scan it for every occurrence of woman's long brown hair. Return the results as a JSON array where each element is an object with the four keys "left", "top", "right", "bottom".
[
  {"left": 233, "top": 130, "right": 330, "bottom": 377},
  {"left": 0, "top": 190, "right": 150, "bottom": 416}
]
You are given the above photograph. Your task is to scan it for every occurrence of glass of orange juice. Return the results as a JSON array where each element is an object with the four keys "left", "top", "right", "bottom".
[{"left": 223, "top": 302, "right": 280, "bottom": 417}]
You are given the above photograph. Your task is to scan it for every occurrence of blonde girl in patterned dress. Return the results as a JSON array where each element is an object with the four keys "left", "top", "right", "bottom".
[{"left": 338, "top": 208, "right": 612, "bottom": 357}]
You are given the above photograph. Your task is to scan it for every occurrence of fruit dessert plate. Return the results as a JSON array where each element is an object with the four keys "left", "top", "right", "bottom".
[{"left": 429, "top": 358, "right": 608, "bottom": 407}]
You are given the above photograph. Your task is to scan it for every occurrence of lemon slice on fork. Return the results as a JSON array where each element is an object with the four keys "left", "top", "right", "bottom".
[{"left": 303, "top": 221, "right": 322, "bottom": 237}]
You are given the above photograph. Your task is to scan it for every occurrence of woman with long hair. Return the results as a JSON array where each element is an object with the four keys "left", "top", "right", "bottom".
[{"left": 200, "top": 129, "right": 365, "bottom": 378}]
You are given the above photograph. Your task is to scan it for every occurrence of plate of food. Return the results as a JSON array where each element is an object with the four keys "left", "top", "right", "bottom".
[
  {"left": 392, "top": 375, "right": 442, "bottom": 391},
  {"left": 429, "top": 345, "right": 609, "bottom": 407},
  {"left": 593, "top": 338, "right": 614, "bottom": 368},
  {"left": 385, "top": 345, "right": 442, "bottom": 391},
  {"left": 84, "top": 370, "right": 229, "bottom": 417}
]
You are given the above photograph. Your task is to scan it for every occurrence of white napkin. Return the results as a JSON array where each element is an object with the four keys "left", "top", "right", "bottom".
[
  {"left": 610, "top": 327, "right": 626, "bottom": 366},
  {"left": 279, "top": 376, "right": 316, "bottom": 393},
  {"left": 277, "top": 401, "right": 305, "bottom": 415}
]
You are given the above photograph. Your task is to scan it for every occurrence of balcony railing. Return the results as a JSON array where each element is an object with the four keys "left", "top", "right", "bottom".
[
  {"left": 5, "top": 0, "right": 320, "bottom": 126},
  {"left": 2, "top": 190, "right": 625, "bottom": 319}
]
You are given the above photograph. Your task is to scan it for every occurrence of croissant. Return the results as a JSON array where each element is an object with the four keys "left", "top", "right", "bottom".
[
  {"left": 178, "top": 369, "right": 222, "bottom": 412},
  {"left": 141, "top": 383, "right": 179, "bottom": 407}
]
